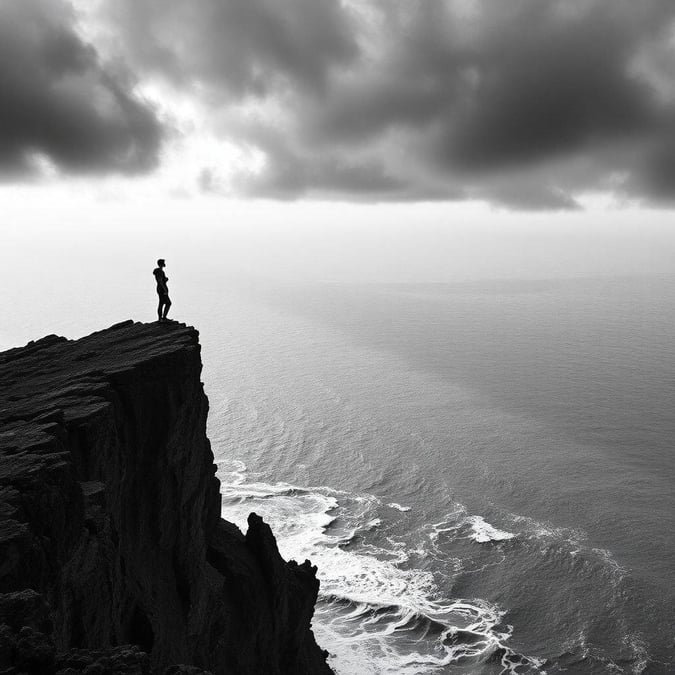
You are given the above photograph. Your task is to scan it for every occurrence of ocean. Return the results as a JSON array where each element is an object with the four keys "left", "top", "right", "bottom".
[
  {"left": 2, "top": 218, "right": 674, "bottom": 673},
  {"left": 201, "top": 275, "right": 675, "bottom": 674}
]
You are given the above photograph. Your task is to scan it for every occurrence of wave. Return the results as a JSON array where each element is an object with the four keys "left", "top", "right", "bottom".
[
  {"left": 427, "top": 507, "right": 516, "bottom": 546},
  {"left": 622, "top": 632, "right": 649, "bottom": 675},
  {"left": 507, "top": 513, "right": 630, "bottom": 586},
  {"left": 216, "top": 458, "right": 657, "bottom": 673},
  {"left": 216, "top": 460, "right": 544, "bottom": 674},
  {"left": 509, "top": 512, "right": 587, "bottom": 546},
  {"left": 558, "top": 626, "right": 651, "bottom": 675},
  {"left": 387, "top": 502, "right": 412, "bottom": 512},
  {"left": 466, "top": 515, "right": 516, "bottom": 543}
]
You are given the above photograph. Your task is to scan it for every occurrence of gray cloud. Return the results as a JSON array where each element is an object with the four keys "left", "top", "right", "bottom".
[
  {"left": 13, "top": 0, "right": 675, "bottom": 206},
  {"left": 102, "top": 0, "right": 359, "bottom": 99},
  {"left": 232, "top": 134, "right": 409, "bottom": 201},
  {"left": 0, "top": 0, "right": 162, "bottom": 179},
  {"left": 437, "top": 4, "right": 669, "bottom": 172}
]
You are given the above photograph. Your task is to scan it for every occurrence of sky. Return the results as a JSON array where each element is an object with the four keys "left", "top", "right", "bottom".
[
  {"left": 1, "top": 0, "right": 675, "bottom": 206},
  {"left": 1, "top": 0, "right": 675, "bottom": 306}
]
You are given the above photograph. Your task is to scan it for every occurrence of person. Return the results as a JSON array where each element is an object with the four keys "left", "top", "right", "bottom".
[{"left": 153, "top": 258, "right": 172, "bottom": 321}]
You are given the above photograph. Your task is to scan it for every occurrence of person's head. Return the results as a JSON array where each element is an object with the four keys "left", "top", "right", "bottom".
[{"left": 157, "top": 258, "right": 166, "bottom": 268}]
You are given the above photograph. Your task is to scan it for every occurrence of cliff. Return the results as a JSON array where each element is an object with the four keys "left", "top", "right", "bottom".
[{"left": 0, "top": 321, "right": 332, "bottom": 675}]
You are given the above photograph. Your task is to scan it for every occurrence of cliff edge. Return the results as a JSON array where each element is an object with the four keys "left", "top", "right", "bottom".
[{"left": 0, "top": 320, "right": 333, "bottom": 675}]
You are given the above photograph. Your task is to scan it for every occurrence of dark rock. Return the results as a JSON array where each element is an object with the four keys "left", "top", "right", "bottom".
[
  {"left": 55, "top": 645, "right": 151, "bottom": 674},
  {"left": 163, "top": 667, "right": 213, "bottom": 675},
  {"left": 0, "top": 322, "right": 332, "bottom": 675},
  {"left": 0, "top": 591, "right": 51, "bottom": 634},
  {"left": 15, "top": 626, "right": 56, "bottom": 672},
  {"left": 0, "top": 623, "right": 18, "bottom": 670}
]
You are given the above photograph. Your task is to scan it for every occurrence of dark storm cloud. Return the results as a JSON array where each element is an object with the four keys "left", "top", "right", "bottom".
[
  {"left": 0, "top": 0, "right": 162, "bottom": 179},
  {"left": 439, "top": 3, "right": 675, "bottom": 177},
  {"left": 103, "top": 0, "right": 359, "bottom": 98},
  {"left": 302, "top": 0, "right": 675, "bottom": 206},
  {"left": 81, "top": 1, "right": 675, "bottom": 204}
]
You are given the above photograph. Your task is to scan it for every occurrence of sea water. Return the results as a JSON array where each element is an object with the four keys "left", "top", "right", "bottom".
[{"left": 201, "top": 276, "right": 675, "bottom": 674}]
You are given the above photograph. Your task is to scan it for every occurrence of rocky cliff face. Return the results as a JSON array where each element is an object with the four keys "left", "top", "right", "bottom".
[{"left": 0, "top": 321, "right": 332, "bottom": 675}]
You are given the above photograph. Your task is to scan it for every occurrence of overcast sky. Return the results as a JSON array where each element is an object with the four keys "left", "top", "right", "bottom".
[{"left": 1, "top": 0, "right": 675, "bottom": 210}]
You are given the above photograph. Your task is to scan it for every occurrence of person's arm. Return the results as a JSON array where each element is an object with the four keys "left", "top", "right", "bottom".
[{"left": 154, "top": 269, "right": 168, "bottom": 293}]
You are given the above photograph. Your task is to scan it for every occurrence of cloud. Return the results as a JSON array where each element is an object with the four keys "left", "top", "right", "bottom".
[
  {"left": 0, "top": 0, "right": 162, "bottom": 180},
  {"left": 15, "top": 0, "right": 675, "bottom": 206},
  {"left": 234, "top": 139, "right": 409, "bottom": 201},
  {"left": 99, "top": 0, "right": 359, "bottom": 99}
]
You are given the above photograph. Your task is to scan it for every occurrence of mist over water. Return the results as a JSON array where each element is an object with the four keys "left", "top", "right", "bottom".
[{"left": 2, "top": 214, "right": 675, "bottom": 673}]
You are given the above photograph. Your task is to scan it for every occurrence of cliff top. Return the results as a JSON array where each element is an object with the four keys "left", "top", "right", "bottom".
[{"left": 0, "top": 320, "right": 200, "bottom": 456}]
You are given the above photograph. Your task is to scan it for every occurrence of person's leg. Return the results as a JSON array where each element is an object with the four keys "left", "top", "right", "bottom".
[
  {"left": 162, "top": 296, "right": 172, "bottom": 320},
  {"left": 157, "top": 296, "right": 164, "bottom": 320}
]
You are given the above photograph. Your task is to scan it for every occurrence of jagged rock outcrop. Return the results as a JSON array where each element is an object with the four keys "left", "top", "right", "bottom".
[{"left": 0, "top": 321, "right": 332, "bottom": 675}]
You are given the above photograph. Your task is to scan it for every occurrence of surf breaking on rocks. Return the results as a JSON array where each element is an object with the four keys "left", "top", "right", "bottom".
[{"left": 217, "top": 459, "right": 545, "bottom": 674}]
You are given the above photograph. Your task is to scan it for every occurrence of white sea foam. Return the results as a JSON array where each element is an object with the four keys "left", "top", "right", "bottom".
[
  {"left": 216, "top": 460, "right": 544, "bottom": 674},
  {"left": 509, "top": 513, "right": 586, "bottom": 546},
  {"left": 622, "top": 632, "right": 649, "bottom": 675},
  {"left": 427, "top": 507, "right": 515, "bottom": 545},
  {"left": 507, "top": 513, "right": 629, "bottom": 588},
  {"left": 387, "top": 502, "right": 411, "bottom": 512},
  {"left": 566, "top": 626, "right": 651, "bottom": 675},
  {"left": 591, "top": 547, "right": 628, "bottom": 582},
  {"left": 466, "top": 515, "right": 516, "bottom": 543}
]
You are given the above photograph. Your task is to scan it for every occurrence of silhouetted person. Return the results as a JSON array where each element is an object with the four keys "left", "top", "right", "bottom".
[{"left": 153, "top": 258, "right": 171, "bottom": 321}]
